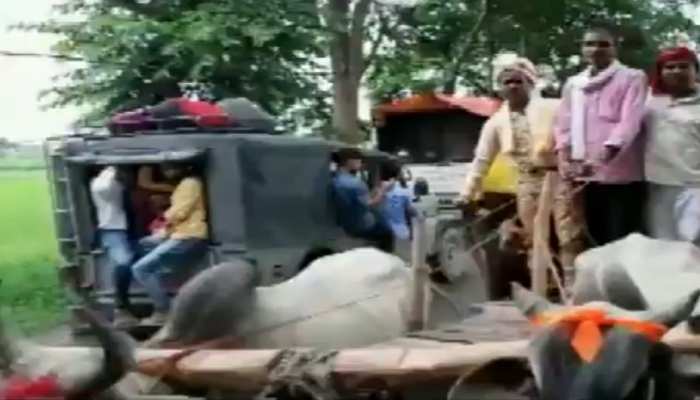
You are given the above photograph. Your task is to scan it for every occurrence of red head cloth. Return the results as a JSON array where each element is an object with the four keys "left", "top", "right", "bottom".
[
  {"left": 651, "top": 46, "right": 700, "bottom": 95},
  {"left": 0, "top": 375, "right": 63, "bottom": 400}
]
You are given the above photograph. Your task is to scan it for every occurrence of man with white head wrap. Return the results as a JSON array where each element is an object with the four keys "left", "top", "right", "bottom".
[{"left": 459, "top": 56, "right": 586, "bottom": 291}]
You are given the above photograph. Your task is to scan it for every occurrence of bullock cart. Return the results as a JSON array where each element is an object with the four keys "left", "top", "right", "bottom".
[
  {"left": 138, "top": 301, "right": 533, "bottom": 400},
  {"left": 38, "top": 232, "right": 700, "bottom": 399}
]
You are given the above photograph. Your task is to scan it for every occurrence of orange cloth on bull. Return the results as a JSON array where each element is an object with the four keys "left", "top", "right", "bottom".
[{"left": 530, "top": 308, "right": 668, "bottom": 363}]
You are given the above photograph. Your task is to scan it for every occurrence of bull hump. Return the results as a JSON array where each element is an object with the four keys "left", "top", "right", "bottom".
[{"left": 294, "top": 248, "right": 409, "bottom": 285}]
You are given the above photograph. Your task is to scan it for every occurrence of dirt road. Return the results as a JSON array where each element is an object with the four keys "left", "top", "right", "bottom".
[{"left": 32, "top": 322, "right": 98, "bottom": 347}]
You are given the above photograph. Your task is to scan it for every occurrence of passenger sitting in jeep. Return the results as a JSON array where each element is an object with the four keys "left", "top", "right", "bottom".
[
  {"left": 146, "top": 194, "right": 170, "bottom": 236},
  {"left": 116, "top": 163, "right": 208, "bottom": 326},
  {"left": 331, "top": 147, "right": 394, "bottom": 252}
]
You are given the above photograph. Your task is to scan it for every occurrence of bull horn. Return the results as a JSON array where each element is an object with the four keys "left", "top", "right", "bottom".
[
  {"left": 64, "top": 296, "right": 136, "bottom": 400},
  {"left": 646, "top": 288, "right": 700, "bottom": 328},
  {"left": 511, "top": 282, "right": 563, "bottom": 318}
]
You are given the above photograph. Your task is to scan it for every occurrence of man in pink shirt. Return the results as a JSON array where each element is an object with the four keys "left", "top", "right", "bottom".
[{"left": 555, "top": 24, "right": 648, "bottom": 246}]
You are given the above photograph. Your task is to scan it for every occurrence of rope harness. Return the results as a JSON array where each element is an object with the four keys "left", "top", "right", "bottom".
[{"left": 255, "top": 349, "right": 339, "bottom": 400}]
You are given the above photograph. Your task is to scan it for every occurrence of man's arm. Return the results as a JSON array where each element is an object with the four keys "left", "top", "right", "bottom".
[
  {"left": 553, "top": 83, "right": 578, "bottom": 178},
  {"left": 460, "top": 118, "right": 500, "bottom": 201},
  {"left": 137, "top": 166, "right": 177, "bottom": 193},
  {"left": 603, "top": 71, "right": 648, "bottom": 159},
  {"left": 367, "top": 180, "right": 392, "bottom": 207},
  {"left": 554, "top": 82, "right": 573, "bottom": 152},
  {"left": 164, "top": 178, "right": 202, "bottom": 224},
  {"left": 91, "top": 168, "right": 119, "bottom": 200}
]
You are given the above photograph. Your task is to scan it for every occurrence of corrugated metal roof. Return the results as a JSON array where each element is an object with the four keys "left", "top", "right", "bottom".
[{"left": 373, "top": 93, "right": 502, "bottom": 120}]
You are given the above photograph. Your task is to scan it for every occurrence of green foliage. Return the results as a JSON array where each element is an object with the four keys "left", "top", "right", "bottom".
[
  {"left": 19, "top": 0, "right": 700, "bottom": 129},
  {"left": 21, "top": 0, "right": 330, "bottom": 129},
  {"left": 367, "top": 0, "right": 700, "bottom": 101}
]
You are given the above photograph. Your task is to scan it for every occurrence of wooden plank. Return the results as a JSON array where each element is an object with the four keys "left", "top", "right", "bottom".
[
  {"left": 158, "top": 349, "right": 280, "bottom": 392},
  {"left": 36, "top": 326, "right": 700, "bottom": 392},
  {"left": 164, "top": 341, "right": 530, "bottom": 391},
  {"left": 38, "top": 303, "right": 700, "bottom": 392},
  {"left": 331, "top": 341, "right": 529, "bottom": 390},
  {"left": 132, "top": 316, "right": 700, "bottom": 391},
  {"left": 661, "top": 322, "right": 700, "bottom": 352}
]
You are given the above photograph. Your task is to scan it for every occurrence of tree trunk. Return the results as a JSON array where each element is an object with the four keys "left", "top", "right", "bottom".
[
  {"left": 332, "top": 75, "right": 362, "bottom": 144},
  {"left": 441, "top": 0, "right": 489, "bottom": 95},
  {"left": 325, "top": 0, "right": 372, "bottom": 145},
  {"left": 443, "top": 70, "right": 458, "bottom": 95}
]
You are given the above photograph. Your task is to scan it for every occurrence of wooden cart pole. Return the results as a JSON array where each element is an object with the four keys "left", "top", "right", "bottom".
[
  {"left": 409, "top": 210, "right": 430, "bottom": 331},
  {"left": 531, "top": 172, "right": 556, "bottom": 296}
]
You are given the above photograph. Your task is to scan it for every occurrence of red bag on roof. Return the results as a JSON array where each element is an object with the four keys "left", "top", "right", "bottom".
[{"left": 107, "top": 97, "right": 235, "bottom": 135}]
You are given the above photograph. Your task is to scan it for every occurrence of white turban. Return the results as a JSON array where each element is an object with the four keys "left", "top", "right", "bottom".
[
  {"left": 496, "top": 56, "right": 539, "bottom": 85},
  {"left": 494, "top": 53, "right": 540, "bottom": 86}
]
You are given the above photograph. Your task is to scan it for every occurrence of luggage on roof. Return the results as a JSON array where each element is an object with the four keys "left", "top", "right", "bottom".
[
  {"left": 107, "top": 97, "right": 234, "bottom": 135},
  {"left": 217, "top": 97, "right": 278, "bottom": 133},
  {"left": 107, "top": 97, "right": 279, "bottom": 135}
]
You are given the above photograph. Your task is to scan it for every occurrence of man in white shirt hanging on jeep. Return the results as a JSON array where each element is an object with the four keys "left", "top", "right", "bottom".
[{"left": 90, "top": 165, "right": 138, "bottom": 327}]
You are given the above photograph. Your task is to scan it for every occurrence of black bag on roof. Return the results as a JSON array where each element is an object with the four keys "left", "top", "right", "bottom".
[{"left": 216, "top": 98, "right": 278, "bottom": 133}]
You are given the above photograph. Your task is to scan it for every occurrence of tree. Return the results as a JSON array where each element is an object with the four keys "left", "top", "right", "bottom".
[
  {"left": 22, "top": 0, "right": 329, "bottom": 129},
  {"left": 23, "top": 0, "right": 700, "bottom": 142},
  {"left": 367, "top": 0, "right": 502, "bottom": 100},
  {"left": 319, "top": 0, "right": 396, "bottom": 144},
  {"left": 367, "top": 0, "right": 700, "bottom": 101},
  {"left": 25, "top": 0, "right": 403, "bottom": 142}
]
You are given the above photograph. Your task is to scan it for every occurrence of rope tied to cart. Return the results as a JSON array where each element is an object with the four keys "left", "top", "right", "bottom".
[{"left": 255, "top": 349, "right": 340, "bottom": 400}]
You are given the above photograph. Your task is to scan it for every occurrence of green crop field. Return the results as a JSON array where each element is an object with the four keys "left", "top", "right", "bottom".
[{"left": 0, "top": 166, "right": 66, "bottom": 333}]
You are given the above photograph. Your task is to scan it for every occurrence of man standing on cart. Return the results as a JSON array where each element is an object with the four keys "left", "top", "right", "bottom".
[{"left": 458, "top": 57, "right": 586, "bottom": 291}]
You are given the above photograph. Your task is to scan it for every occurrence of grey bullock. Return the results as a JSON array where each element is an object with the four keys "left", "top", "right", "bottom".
[
  {"left": 145, "top": 247, "right": 488, "bottom": 349},
  {"left": 571, "top": 233, "right": 700, "bottom": 332},
  {"left": 0, "top": 307, "right": 135, "bottom": 400},
  {"left": 511, "top": 281, "right": 700, "bottom": 400}
]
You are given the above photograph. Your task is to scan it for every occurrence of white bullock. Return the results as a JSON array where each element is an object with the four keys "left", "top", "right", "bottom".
[{"left": 146, "top": 247, "right": 488, "bottom": 349}]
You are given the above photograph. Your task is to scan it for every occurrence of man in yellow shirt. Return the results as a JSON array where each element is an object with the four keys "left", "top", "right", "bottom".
[{"left": 131, "top": 163, "right": 208, "bottom": 325}]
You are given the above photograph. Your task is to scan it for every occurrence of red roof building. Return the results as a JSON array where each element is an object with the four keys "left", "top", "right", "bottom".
[{"left": 372, "top": 93, "right": 502, "bottom": 163}]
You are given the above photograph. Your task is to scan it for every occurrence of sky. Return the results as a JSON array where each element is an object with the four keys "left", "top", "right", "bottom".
[
  {"left": 0, "top": 0, "right": 86, "bottom": 143},
  {"left": 1, "top": 2, "right": 699, "bottom": 143}
]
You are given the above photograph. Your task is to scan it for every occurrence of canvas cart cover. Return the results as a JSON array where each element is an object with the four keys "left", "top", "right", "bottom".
[{"left": 236, "top": 136, "right": 338, "bottom": 248}]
